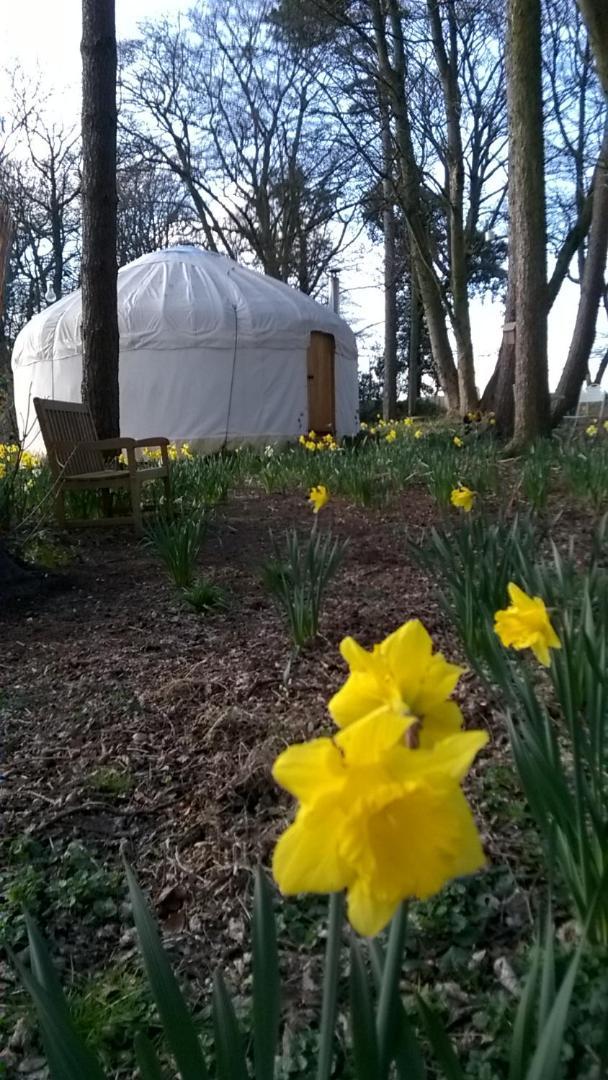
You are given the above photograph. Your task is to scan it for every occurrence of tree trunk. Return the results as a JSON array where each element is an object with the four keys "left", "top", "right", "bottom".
[
  {"left": 552, "top": 126, "right": 608, "bottom": 423},
  {"left": 408, "top": 260, "right": 421, "bottom": 415},
  {"left": 0, "top": 201, "right": 13, "bottom": 312},
  {"left": 370, "top": 0, "right": 460, "bottom": 413},
  {"left": 483, "top": 171, "right": 595, "bottom": 424},
  {"left": 507, "top": 0, "right": 550, "bottom": 448},
  {"left": 380, "top": 92, "right": 398, "bottom": 420},
  {"left": 80, "top": 0, "right": 119, "bottom": 440},
  {"left": 594, "top": 345, "right": 608, "bottom": 385},
  {"left": 427, "top": 0, "right": 478, "bottom": 414},
  {"left": 494, "top": 295, "right": 516, "bottom": 435},
  {"left": 576, "top": 0, "right": 608, "bottom": 98}
]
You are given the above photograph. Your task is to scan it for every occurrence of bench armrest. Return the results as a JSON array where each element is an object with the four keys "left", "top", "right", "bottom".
[
  {"left": 132, "top": 437, "right": 170, "bottom": 448},
  {"left": 52, "top": 438, "right": 136, "bottom": 452}
]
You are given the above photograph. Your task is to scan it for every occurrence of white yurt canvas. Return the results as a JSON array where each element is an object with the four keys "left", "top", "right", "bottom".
[{"left": 12, "top": 246, "right": 359, "bottom": 454}]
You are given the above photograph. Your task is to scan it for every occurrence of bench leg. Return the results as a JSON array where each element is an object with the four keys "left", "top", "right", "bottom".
[
  {"left": 163, "top": 473, "right": 173, "bottom": 517},
  {"left": 129, "top": 481, "right": 144, "bottom": 535},
  {"left": 55, "top": 488, "right": 66, "bottom": 528}
]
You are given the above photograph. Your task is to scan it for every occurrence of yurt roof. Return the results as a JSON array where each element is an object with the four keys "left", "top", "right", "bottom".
[{"left": 12, "top": 246, "right": 357, "bottom": 368}]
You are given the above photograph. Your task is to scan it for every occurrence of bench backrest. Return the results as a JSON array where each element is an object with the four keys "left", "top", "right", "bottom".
[{"left": 34, "top": 397, "right": 105, "bottom": 476}]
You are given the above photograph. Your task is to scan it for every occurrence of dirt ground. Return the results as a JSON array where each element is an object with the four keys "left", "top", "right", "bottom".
[
  {"left": 0, "top": 488, "right": 562, "bottom": 1072},
  {"left": 1, "top": 496, "right": 495, "bottom": 900}
]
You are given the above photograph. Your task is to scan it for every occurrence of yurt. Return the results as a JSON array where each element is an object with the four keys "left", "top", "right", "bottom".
[{"left": 12, "top": 246, "right": 359, "bottom": 453}]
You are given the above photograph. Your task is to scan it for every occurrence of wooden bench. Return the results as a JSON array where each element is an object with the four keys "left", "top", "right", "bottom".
[{"left": 34, "top": 397, "right": 172, "bottom": 533}]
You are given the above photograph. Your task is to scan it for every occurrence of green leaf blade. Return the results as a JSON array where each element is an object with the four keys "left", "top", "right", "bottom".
[
  {"left": 252, "top": 867, "right": 280, "bottom": 1080},
  {"left": 126, "top": 863, "right": 208, "bottom": 1080}
]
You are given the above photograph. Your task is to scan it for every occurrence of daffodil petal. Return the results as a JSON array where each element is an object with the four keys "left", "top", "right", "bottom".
[
  {"left": 272, "top": 738, "right": 344, "bottom": 801},
  {"left": 339, "top": 636, "right": 376, "bottom": 673},
  {"left": 346, "top": 881, "right": 400, "bottom": 937},
  {"left": 272, "top": 803, "right": 352, "bottom": 894},
  {"left": 388, "top": 730, "right": 488, "bottom": 783},
  {"left": 381, "top": 619, "right": 432, "bottom": 701},
  {"left": 335, "top": 707, "right": 413, "bottom": 764},
  {"left": 506, "top": 582, "right": 532, "bottom": 608},
  {"left": 419, "top": 731, "right": 488, "bottom": 781},
  {"left": 328, "top": 672, "right": 384, "bottom": 729},
  {"left": 417, "top": 700, "right": 464, "bottom": 748},
  {"left": 413, "top": 654, "right": 465, "bottom": 714}
]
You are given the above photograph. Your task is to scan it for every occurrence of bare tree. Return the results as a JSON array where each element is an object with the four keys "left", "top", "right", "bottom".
[
  {"left": 576, "top": 0, "right": 608, "bottom": 96},
  {"left": 507, "top": 0, "right": 551, "bottom": 446},
  {"left": 379, "top": 88, "right": 398, "bottom": 418},
  {"left": 8, "top": 78, "right": 81, "bottom": 302},
  {"left": 552, "top": 123, "right": 608, "bottom": 420},
  {"left": 0, "top": 200, "right": 12, "bottom": 315},
  {"left": 0, "top": 78, "right": 81, "bottom": 337},
  {"left": 116, "top": 152, "right": 195, "bottom": 265},
  {"left": 120, "top": 0, "right": 359, "bottom": 296},
  {"left": 370, "top": 0, "right": 461, "bottom": 410},
  {"left": 426, "top": 0, "right": 477, "bottom": 411},
  {"left": 80, "top": 0, "right": 119, "bottom": 440}
]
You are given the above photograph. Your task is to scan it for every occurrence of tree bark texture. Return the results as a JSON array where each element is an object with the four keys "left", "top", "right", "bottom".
[
  {"left": 507, "top": 0, "right": 551, "bottom": 446},
  {"left": 0, "top": 201, "right": 13, "bottom": 316},
  {"left": 426, "top": 0, "right": 478, "bottom": 413},
  {"left": 482, "top": 172, "right": 595, "bottom": 424},
  {"left": 408, "top": 260, "right": 421, "bottom": 415},
  {"left": 380, "top": 92, "right": 398, "bottom": 419},
  {"left": 552, "top": 125, "right": 608, "bottom": 423},
  {"left": 493, "top": 296, "right": 516, "bottom": 435},
  {"left": 594, "top": 345, "right": 608, "bottom": 385},
  {"left": 370, "top": 0, "right": 460, "bottom": 412},
  {"left": 80, "top": 0, "right": 120, "bottom": 440},
  {"left": 576, "top": 0, "right": 608, "bottom": 98}
]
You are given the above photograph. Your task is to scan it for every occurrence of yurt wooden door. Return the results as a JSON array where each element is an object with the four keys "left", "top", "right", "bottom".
[{"left": 307, "top": 332, "right": 335, "bottom": 433}]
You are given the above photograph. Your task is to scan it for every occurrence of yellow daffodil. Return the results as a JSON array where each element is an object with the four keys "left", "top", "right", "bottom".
[
  {"left": 272, "top": 717, "right": 487, "bottom": 936},
  {"left": 453, "top": 436, "right": 463, "bottom": 448},
  {"left": 586, "top": 424, "right": 598, "bottom": 437},
  {"left": 0, "top": 443, "right": 19, "bottom": 460},
  {"left": 450, "top": 485, "right": 475, "bottom": 512},
  {"left": 404, "top": 417, "right": 414, "bottom": 427},
  {"left": 385, "top": 429, "right": 397, "bottom": 443},
  {"left": 360, "top": 421, "right": 368, "bottom": 430},
  {"left": 603, "top": 420, "right": 608, "bottom": 433},
  {"left": 19, "top": 450, "right": 38, "bottom": 470},
  {"left": 329, "top": 620, "right": 466, "bottom": 749},
  {"left": 309, "top": 431, "right": 317, "bottom": 440},
  {"left": 308, "top": 484, "right": 329, "bottom": 513},
  {"left": 299, "top": 434, "right": 307, "bottom": 446},
  {"left": 494, "top": 583, "right": 561, "bottom": 667},
  {"left": 414, "top": 429, "right": 423, "bottom": 439}
]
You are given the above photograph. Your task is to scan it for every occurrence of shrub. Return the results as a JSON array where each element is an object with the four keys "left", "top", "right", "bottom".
[
  {"left": 262, "top": 526, "right": 347, "bottom": 647},
  {"left": 560, "top": 442, "right": 608, "bottom": 511},
  {"left": 412, "top": 510, "right": 608, "bottom": 943},
  {"left": 521, "top": 440, "right": 555, "bottom": 512},
  {"left": 182, "top": 577, "right": 228, "bottom": 613},
  {"left": 144, "top": 513, "right": 207, "bottom": 587},
  {"left": 409, "top": 513, "right": 537, "bottom": 676}
]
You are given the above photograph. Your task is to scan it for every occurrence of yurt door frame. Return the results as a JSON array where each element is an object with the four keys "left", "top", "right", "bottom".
[{"left": 307, "top": 331, "right": 336, "bottom": 433}]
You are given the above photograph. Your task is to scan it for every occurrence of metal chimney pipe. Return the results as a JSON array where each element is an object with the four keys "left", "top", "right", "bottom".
[{"left": 329, "top": 270, "right": 340, "bottom": 314}]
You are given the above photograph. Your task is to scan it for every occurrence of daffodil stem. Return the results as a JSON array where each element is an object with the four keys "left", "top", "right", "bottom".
[
  {"left": 316, "top": 890, "right": 345, "bottom": 1080},
  {"left": 376, "top": 901, "right": 408, "bottom": 1075}
]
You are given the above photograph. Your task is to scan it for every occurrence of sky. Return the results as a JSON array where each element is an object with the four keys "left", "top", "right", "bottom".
[{"left": 2, "top": 0, "right": 605, "bottom": 394}]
